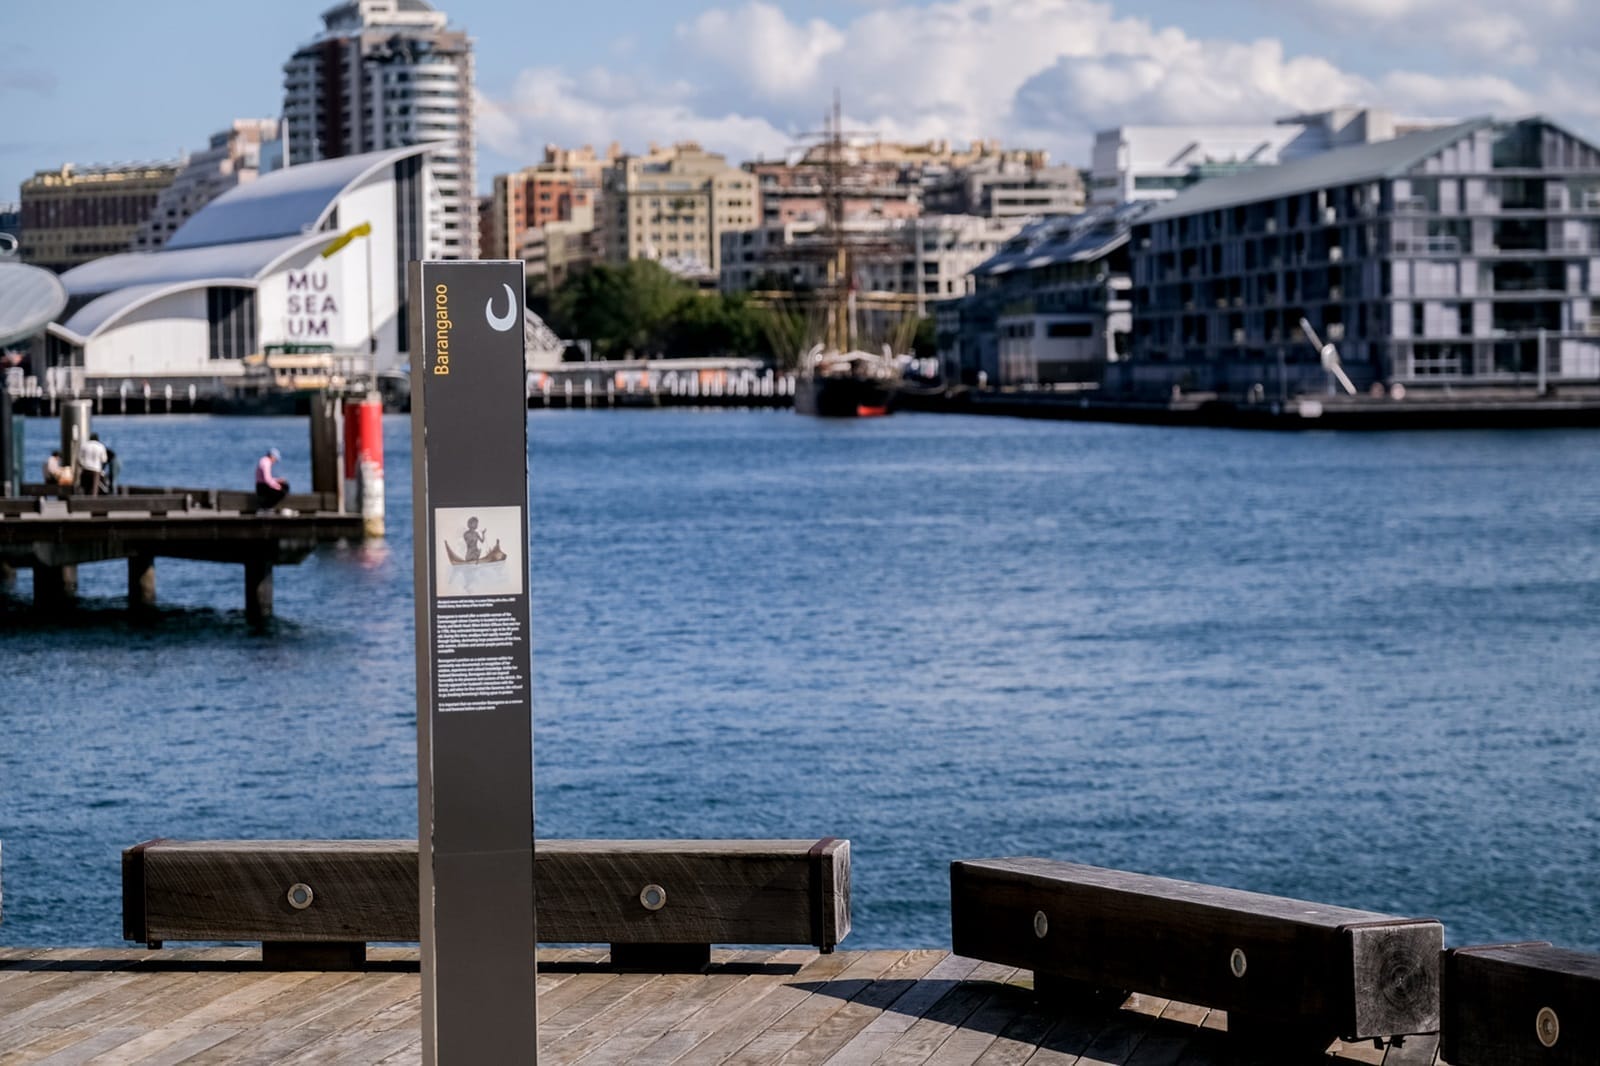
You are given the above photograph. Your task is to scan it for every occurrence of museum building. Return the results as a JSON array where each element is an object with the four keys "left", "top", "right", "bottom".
[{"left": 37, "top": 144, "right": 434, "bottom": 392}]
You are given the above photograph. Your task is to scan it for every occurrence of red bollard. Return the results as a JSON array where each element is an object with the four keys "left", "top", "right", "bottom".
[{"left": 344, "top": 398, "right": 385, "bottom": 537}]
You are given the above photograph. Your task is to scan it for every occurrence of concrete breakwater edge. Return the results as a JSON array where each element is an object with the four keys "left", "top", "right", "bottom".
[{"left": 899, "top": 384, "right": 1600, "bottom": 429}]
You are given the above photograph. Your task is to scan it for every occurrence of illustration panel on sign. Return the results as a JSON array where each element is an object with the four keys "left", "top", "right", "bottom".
[{"left": 435, "top": 505, "right": 524, "bottom": 598}]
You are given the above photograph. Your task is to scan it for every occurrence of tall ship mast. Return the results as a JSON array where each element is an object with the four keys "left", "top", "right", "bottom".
[{"left": 758, "top": 94, "right": 914, "bottom": 417}]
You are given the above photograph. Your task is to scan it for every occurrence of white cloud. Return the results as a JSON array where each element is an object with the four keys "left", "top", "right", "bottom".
[
  {"left": 1014, "top": 36, "right": 1369, "bottom": 138},
  {"left": 1377, "top": 72, "right": 1535, "bottom": 118},
  {"left": 478, "top": 67, "right": 791, "bottom": 164},
  {"left": 679, "top": 3, "right": 845, "bottom": 99},
  {"left": 1294, "top": 0, "right": 1590, "bottom": 67},
  {"left": 477, "top": 0, "right": 1598, "bottom": 171}
]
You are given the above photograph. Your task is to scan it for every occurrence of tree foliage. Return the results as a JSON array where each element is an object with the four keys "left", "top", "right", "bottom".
[{"left": 548, "top": 260, "right": 777, "bottom": 361}]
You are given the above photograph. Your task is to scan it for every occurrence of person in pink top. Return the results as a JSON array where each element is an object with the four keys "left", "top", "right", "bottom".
[{"left": 254, "top": 447, "right": 293, "bottom": 514}]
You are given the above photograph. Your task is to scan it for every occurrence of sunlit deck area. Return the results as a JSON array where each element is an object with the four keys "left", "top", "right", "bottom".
[{"left": 0, "top": 947, "right": 1443, "bottom": 1065}]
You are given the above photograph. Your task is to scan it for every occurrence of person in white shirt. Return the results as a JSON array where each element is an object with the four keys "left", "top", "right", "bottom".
[{"left": 77, "top": 433, "right": 108, "bottom": 496}]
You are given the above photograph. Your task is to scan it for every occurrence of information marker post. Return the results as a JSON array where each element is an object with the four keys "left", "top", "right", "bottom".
[{"left": 410, "top": 260, "right": 537, "bottom": 1064}]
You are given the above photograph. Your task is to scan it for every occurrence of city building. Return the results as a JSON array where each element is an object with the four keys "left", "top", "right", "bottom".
[
  {"left": 925, "top": 162, "right": 1085, "bottom": 219},
  {"left": 806, "top": 138, "right": 1047, "bottom": 175},
  {"left": 482, "top": 144, "right": 616, "bottom": 261},
  {"left": 33, "top": 145, "right": 435, "bottom": 392},
  {"left": 0, "top": 202, "right": 20, "bottom": 241},
  {"left": 747, "top": 159, "right": 921, "bottom": 227},
  {"left": 721, "top": 214, "right": 1021, "bottom": 322},
  {"left": 943, "top": 203, "right": 1154, "bottom": 387},
  {"left": 520, "top": 213, "right": 599, "bottom": 296},
  {"left": 601, "top": 143, "right": 760, "bottom": 280},
  {"left": 1119, "top": 116, "right": 1600, "bottom": 398},
  {"left": 747, "top": 138, "right": 1065, "bottom": 225},
  {"left": 282, "top": 0, "right": 475, "bottom": 258},
  {"left": 134, "top": 120, "right": 281, "bottom": 251},
  {"left": 1088, "top": 108, "right": 1443, "bottom": 207},
  {"left": 19, "top": 161, "right": 182, "bottom": 272}
]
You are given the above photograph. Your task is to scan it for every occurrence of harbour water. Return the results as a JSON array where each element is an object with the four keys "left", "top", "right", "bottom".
[{"left": 2, "top": 410, "right": 1598, "bottom": 952}]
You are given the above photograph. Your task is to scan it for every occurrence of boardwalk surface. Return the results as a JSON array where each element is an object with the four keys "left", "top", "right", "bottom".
[{"left": 0, "top": 948, "right": 1443, "bottom": 1065}]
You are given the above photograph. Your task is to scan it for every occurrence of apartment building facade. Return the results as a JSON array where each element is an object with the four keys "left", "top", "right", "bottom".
[
  {"left": 721, "top": 215, "right": 1021, "bottom": 311},
  {"left": 1121, "top": 117, "right": 1600, "bottom": 397},
  {"left": 1088, "top": 109, "right": 1443, "bottom": 208},
  {"left": 484, "top": 170, "right": 587, "bottom": 261},
  {"left": 601, "top": 143, "right": 759, "bottom": 279},
  {"left": 925, "top": 163, "right": 1085, "bottom": 218},
  {"left": 134, "top": 120, "right": 281, "bottom": 252},
  {"left": 283, "top": 0, "right": 475, "bottom": 258},
  {"left": 747, "top": 160, "right": 920, "bottom": 227},
  {"left": 481, "top": 144, "right": 621, "bottom": 262},
  {"left": 20, "top": 161, "right": 182, "bottom": 272},
  {"left": 943, "top": 203, "right": 1153, "bottom": 387}
]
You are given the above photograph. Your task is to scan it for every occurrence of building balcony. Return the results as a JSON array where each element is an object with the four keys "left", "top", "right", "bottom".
[{"left": 1391, "top": 236, "right": 1461, "bottom": 256}]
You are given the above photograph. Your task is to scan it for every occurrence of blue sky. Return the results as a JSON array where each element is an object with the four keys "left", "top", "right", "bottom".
[{"left": 3, "top": 0, "right": 1595, "bottom": 200}]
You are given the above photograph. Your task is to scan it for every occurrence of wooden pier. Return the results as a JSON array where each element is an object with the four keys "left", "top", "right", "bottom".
[
  {"left": 0, "top": 486, "right": 362, "bottom": 621},
  {"left": 0, "top": 946, "right": 1442, "bottom": 1065},
  {"left": 7, "top": 838, "right": 1597, "bottom": 1063}
]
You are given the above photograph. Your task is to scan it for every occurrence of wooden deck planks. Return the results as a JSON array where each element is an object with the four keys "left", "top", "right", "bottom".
[{"left": 0, "top": 948, "right": 1454, "bottom": 1065}]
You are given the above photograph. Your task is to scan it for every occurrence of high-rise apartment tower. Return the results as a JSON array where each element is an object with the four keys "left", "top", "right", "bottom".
[{"left": 283, "top": 0, "right": 475, "bottom": 259}]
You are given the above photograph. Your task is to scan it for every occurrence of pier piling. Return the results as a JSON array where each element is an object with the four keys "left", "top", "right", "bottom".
[
  {"left": 243, "top": 559, "right": 273, "bottom": 624},
  {"left": 32, "top": 565, "right": 77, "bottom": 610},
  {"left": 127, "top": 555, "right": 156, "bottom": 610}
]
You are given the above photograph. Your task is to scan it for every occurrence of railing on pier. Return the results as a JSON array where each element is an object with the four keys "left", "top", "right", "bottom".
[
  {"left": 0, "top": 483, "right": 360, "bottom": 620},
  {"left": 525, "top": 362, "right": 797, "bottom": 409}
]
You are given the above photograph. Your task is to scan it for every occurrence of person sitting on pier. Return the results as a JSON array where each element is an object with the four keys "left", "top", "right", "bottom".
[
  {"left": 254, "top": 447, "right": 294, "bottom": 515},
  {"left": 42, "top": 450, "right": 71, "bottom": 489},
  {"left": 76, "top": 433, "right": 108, "bottom": 496}
]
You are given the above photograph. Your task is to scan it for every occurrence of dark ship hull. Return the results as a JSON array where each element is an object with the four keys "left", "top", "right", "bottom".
[{"left": 795, "top": 374, "right": 894, "bottom": 417}]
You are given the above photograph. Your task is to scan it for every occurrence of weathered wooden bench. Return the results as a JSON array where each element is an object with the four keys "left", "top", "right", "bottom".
[
  {"left": 66, "top": 494, "right": 194, "bottom": 516},
  {"left": 1442, "top": 941, "right": 1600, "bottom": 1065},
  {"left": 951, "top": 857, "right": 1442, "bottom": 1049},
  {"left": 125, "top": 838, "right": 850, "bottom": 970},
  {"left": 0, "top": 498, "right": 43, "bottom": 517},
  {"left": 211, "top": 489, "right": 338, "bottom": 514}
]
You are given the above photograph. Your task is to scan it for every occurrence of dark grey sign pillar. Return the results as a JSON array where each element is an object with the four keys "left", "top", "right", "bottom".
[{"left": 409, "top": 260, "right": 537, "bottom": 1064}]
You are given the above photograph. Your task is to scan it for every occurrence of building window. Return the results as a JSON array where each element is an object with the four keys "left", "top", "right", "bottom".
[{"left": 207, "top": 287, "right": 256, "bottom": 361}]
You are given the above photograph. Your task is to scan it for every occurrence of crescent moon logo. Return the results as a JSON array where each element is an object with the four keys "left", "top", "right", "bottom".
[{"left": 485, "top": 283, "right": 518, "bottom": 332}]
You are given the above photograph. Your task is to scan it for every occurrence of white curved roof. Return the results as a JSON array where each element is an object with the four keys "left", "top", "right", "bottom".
[
  {"left": 164, "top": 143, "right": 435, "bottom": 250},
  {"left": 60, "top": 232, "right": 324, "bottom": 297},
  {"left": 59, "top": 277, "right": 260, "bottom": 342},
  {"left": 0, "top": 260, "right": 70, "bottom": 347}
]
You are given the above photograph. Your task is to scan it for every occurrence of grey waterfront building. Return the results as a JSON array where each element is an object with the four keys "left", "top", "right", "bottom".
[
  {"left": 940, "top": 203, "right": 1152, "bottom": 386},
  {"left": 1118, "top": 116, "right": 1600, "bottom": 397},
  {"left": 282, "top": 0, "right": 475, "bottom": 259}
]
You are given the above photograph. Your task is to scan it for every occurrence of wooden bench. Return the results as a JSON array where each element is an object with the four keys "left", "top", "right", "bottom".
[
  {"left": 0, "top": 498, "right": 42, "bottom": 517},
  {"left": 19, "top": 482, "right": 67, "bottom": 499},
  {"left": 124, "top": 838, "right": 850, "bottom": 970},
  {"left": 1442, "top": 941, "right": 1600, "bottom": 1065},
  {"left": 951, "top": 858, "right": 1442, "bottom": 1048},
  {"left": 66, "top": 494, "right": 194, "bottom": 516},
  {"left": 212, "top": 489, "right": 338, "bottom": 514}
]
